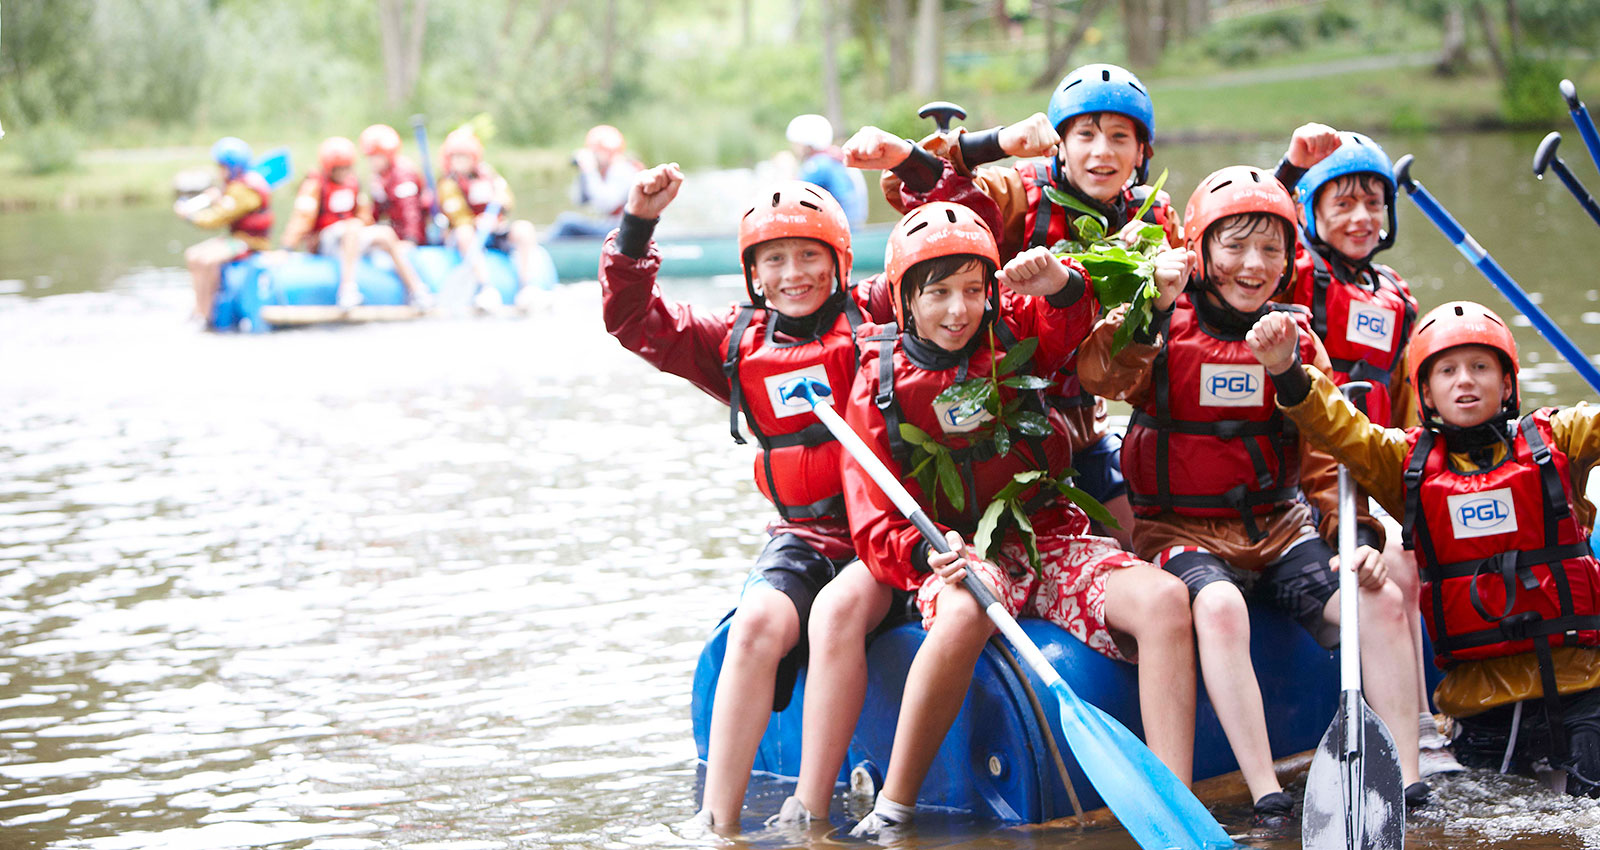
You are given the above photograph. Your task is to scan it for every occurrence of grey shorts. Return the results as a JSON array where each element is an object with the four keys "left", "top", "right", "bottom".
[{"left": 1160, "top": 536, "right": 1342, "bottom": 648}]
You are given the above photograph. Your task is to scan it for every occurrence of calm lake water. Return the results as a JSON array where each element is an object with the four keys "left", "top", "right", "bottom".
[{"left": 3, "top": 131, "right": 1600, "bottom": 850}]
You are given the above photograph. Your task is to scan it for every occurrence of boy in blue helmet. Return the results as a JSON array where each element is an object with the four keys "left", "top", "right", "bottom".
[
  {"left": 175, "top": 137, "right": 275, "bottom": 326},
  {"left": 844, "top": 63, "right": 1177, "bottom": 548}
]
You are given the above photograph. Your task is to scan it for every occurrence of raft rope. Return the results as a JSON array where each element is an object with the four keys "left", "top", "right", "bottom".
[
  {"left": 989, "top": 636, "right": 1085, "bottom": 823},
  {"left": 1501, "top": 700, "right": 1523, "bottom": 774}
]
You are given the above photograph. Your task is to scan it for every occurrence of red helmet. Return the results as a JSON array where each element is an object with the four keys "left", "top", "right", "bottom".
[
  {"left": 1407, "top": 300, "right": 1520, "bottom": 424},
  {"left": 884, "top": 202, "right": 1001, "bottom": 329},
  {"left": 318, "top": 136, "right": 357, "bottom": 173},
  {"left": 584, "top": 124, "right": 626, "bottom": 154},
  {"left": 737, "top": 181, "right": 853, "bottom": 305},
  {"left": 441, "top": 127, "right": 483, "bottom": 167},
  {"left": 1183, "top": 165, "right": 1297, "bottom": 293},
  {"left": 359, "top": 124, "right": 401, "bottom": 158}
]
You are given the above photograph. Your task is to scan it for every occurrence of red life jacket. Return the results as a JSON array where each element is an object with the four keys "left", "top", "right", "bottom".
[
  {"left": 1291, "top": 245, "right": 1418, "bottom": 427},
  {"left": 1016, "top": 160, "right": 1172, "bottom": 254},
  {"left": 311, "top": 173, "right": 361, "bottom": 237},
  {"left": 452, "top": 166, "right": 500, "bottom": 217},
  {"left": 722, "top": 298, "right": 865, "bottom": 522},
  {"left": 370, "top": 157, "right": 429, "bottom": 244},
  {"left": 861, "top": 321, "right": 1068, "bottom": 531},
  {"left": 1123, "top": 298, "right": 1319, "bottom": 542},
  {"left": 229, "top": 172, "right": 274, "bottom": 240},
  {"left": 1402, "top": 410, "right": 1600, "bottom": 667}
]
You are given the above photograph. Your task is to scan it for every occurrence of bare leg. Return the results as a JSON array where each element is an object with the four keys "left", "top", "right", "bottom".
[
  {"left": 338, "top": 222, "right": 362, "bottom": 306},
  {"left": 1379, "top": 514, "right": 1432, "bottom": 712},
  {"left": 701, "top": 583, "right": 801, "bottom": 830},
  {"left": 1192, "top": 581, "right": 1281, "bottom": 800},
  {"left": 794, "top": 564, "right": 895, "bottom": 816},
  {"left": 1325, "top": 579, "right": 1423, "bottom": 785},
  {"left": 452, "top": 225, "right": 490, "bottom": 286},
  {"left": 509, "top": 219, "right": 539, "bottom": 290},
  {"left": 878, "top": 581, "right": 994, "bottom": 808},
  {"left": 1103, "top": 564, "right": 1196, "bottom": 784},
  {"left": 374, "top": 226, "right": 429, "bottom": 304},
  {"left": 185, "top": 239, "right": 226, "bottom": 324}
]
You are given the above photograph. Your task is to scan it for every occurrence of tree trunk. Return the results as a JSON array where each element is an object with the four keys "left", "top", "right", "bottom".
[
  {"left": 1032, "top": 0, "right": 1111, "bottom": 88},
  {"left": 1504, "top": 0, "right": 1520, "bottom": 57},
  {"left": 821, "top": 0, "right": 843, "bottom": 131},
  {"left": 1472, "top": 0, "right": 1506, "bottom": 79},
  {"left": 1164, "top": 0, "right": 1187, "bottom": 44},
  {"left": 887, "top": 0, "right": 910, "bottom": 93},
  {"left": 377, "top": 0, "right": 428, "bottom": 108},
  {"left": 742, "top": 0, "right": 752, "bottom": 46},
  {"left": 1188, "top": 0, "right": 1208, "bottom": 30},
  {"left": 911, "top": 0, "right": 941, "bottom": 96},
  {"left": 1436, "top": 4, "right": 1467, "bottom": 76},
  {"left": 600, "top": 0, "right": 616, "bottom": 89},
  {"left": 1121, "top": 0, "right": 1156, "bottom": 68}
]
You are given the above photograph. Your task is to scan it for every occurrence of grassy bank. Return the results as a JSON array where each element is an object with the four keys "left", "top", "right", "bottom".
[{"left": 5, "top": 60, "right": 1596, "bottom": 212}]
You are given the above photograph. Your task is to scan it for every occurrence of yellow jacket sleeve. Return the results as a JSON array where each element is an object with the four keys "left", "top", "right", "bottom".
[
  {"left": 1275, "top": 365, "right": 1412, "bottom": 518},
  {"left": 437, "top": 177, "right": 473, "bottom": 230},
  {"left": 189, "top": 182, "right": 263, "bottom": 231}
]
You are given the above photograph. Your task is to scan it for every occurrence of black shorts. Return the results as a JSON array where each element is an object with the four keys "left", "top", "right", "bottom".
[
  {"left": 1453, "top": 686, "right": 1600, "bottom": 797},
  {"left": 1073, "top": 432, "right": 1128, "bottom": 504},
  {"left": 1161, "top": 537, "right": 1342, "bottom": 648},
  {"left": 734, "top": 534, "right": 866, "bottom": 712}
]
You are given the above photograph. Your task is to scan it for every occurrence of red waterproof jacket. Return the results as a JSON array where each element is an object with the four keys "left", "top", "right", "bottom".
[{"left": 370, "top": 156, "right": 432, "bottom": 245}]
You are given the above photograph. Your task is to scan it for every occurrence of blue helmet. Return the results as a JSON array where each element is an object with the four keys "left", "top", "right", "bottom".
[
  {"left": 211, "top": 137, "right": 253, "bottom": 175},
  {"left": 1047, "top": 63, "right": 1155, "bottom": 184},
  {"left": 1295, "top": 132, "right": 1397, "bottom": 255}
]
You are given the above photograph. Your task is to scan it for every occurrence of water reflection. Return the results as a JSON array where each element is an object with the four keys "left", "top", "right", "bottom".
[{"left": 3, "top": 130, "right": 1600, "bottom": 850}]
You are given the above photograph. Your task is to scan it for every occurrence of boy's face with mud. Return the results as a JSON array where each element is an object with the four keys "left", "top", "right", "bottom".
[{"left": 1058, "top": 114, "right": 1143, "bottom": 203}]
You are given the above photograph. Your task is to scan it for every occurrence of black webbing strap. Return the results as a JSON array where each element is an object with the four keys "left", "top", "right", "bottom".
[
  {"left": 871, "top": 326, "right": 906, "bottom": 464},
  {"left": 722, "top": 305, "right": 759, "bottom": 445}
]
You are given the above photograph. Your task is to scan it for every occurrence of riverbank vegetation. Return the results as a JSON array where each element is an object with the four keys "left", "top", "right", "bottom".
[{"left": 2, "top": 0, "right": 1595, "bottom": 209}]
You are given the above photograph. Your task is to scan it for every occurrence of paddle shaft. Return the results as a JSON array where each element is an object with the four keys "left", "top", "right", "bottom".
[
  {"left": 1397, "top": 159, "right": 1600, "bottom": 395},
  {"left": 805, "top": 397, "right": 1063, "bottom": 684},
  {"left": 1563, "top": 80, "right": 1600, "bottom": 175},
  {"left": 411, "top": 115, "right": 444, "bottom": 223},
  {"left": 1549, "top": 156, "right": 1600, "bottom": 227}
]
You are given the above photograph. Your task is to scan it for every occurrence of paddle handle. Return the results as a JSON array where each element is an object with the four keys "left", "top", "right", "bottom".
[
  {"left": 1334, "top": 384, "right": 1370, "bottom": 692},
  {"left": 1563, "top": 79, "right": 1600, "bottom": 175},
  {"left": 1395, "top": 155, "right": 1600, "bottom": 396},
  {"left": 804, "top": 391, "right": 1067, "bottom": 688}
]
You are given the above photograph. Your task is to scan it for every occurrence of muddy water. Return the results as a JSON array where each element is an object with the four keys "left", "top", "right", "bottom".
[{"left": 4, "top": 131, "right": 1600, "bottom": 849}]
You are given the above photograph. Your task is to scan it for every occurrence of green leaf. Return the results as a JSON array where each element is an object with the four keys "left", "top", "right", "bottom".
[
  {"left": 909, "top": 453, "right": 934, "bottom": 480},
  {"left": 1015, "top": 410, "right": 1051, "bottom": 437},
  {"left": 1053, "top": 467, "right": 1081, "bottom": 485},
  {"left": 994, "top": 469, "right": 1046, "bottom": 503},
  {"left": 1009, "top": 500, "right": 1042, "bottom": 573},
  {"left": 1132, "top": 168, "right": 1170, "bottom": 224},
  {"left": 995, "top": 336, "right": 1039, "bottom": 377},
  {"left": 935, "top": 450, "right": 964, "bottom": 513},
  {"left": 899, "top": 422, "right": 936, "bottom": 448},
  {"left": 1002, "top": 374, "right": 1052, "bottom": 390},
  {"left": 1074, "top": 214, "right": 1106, "bottom": 242},
  {"left": 935, "top": 378, "right": 994, "bottom": 410},
  {"left": 1043, "top": 185, "right": 1109, "bottom": 233},
  {"left": 974, "top": 498, "right": 1010, "bottom": 560},
  {"left": 992, "top": 427, "right": 1012, "bottom": 458},
  {"left": 1058, "top": 484, "right": 1121, "bottom": 529},
  {"left": 1135, "top": 223, "right": 1168, "bottom": 250}
]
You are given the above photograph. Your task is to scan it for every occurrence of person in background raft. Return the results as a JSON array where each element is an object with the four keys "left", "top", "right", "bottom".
[
  {"left": 602, "top": 166, "right": 893, "bottom": 833},
  {"left": 359, "top": 124, "right": 434, "bottom": 247},
  {"left": 839, "top": 204, "right": 1197, "bottom": 837},
  {"left": 1273, "top": 125, "right": 1464, "bottom": 777},
  {"left": 547, "top": 124, "right": 643, "bottom": 239},
  {"left": 845, "top": 63, "right": 1180, "bottom": 551},
  {"left": 786, "top": 113, "right": 868, "bottom": 229},
  {"left": 281, "top": 136, "right": 431, "bottom": 310},
  {"left": 176, "top": 137, "right": 273, "bottom": 327},
  {"left": 436, "top": 127, "right": 541, "bottom": 309},
  {"left": 1249, "top": 300, "right": 1600, "bottom": 797},
  {"left": 1080, "top": 165, "right": 1426, "bottom": 832}
]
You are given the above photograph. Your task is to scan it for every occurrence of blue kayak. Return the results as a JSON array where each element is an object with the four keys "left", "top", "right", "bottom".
[
  {"left": 692, "top": 605, "right": 1340, "bottom": 823},
  {"left": 212, "top": 244, "right": 558, "bottom": 332}
]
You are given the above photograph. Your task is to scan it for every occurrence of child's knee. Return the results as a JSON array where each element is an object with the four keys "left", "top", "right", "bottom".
[{"left": 1191, "top": 583, "right": 1249, "bottom": 641}]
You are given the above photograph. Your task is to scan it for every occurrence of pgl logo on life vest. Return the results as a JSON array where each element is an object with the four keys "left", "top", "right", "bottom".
[
  {"left": 1199, "top": 363, "right": 1265, "bottom": 407},
  {"left": 765, "top": 365, "right": 832, "bottom": 419},
  {"left": 1346, "top": 303, "right": 1398, "bottom": 352},
  {"left": 1445, "top": 488, "right": 1519, "bottom": 540},
  {"left": 933, "top": 397, "right": 994, "bottom": 434},
  {"left": 327, "top": 188, "right": 357, "bottom": 214}
]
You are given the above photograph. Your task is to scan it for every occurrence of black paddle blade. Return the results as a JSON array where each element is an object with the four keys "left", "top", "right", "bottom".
[{"left": 1302, "top": 693, "right": 1405, "bottom": 850}]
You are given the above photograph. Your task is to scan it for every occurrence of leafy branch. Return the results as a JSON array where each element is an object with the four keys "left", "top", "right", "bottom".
[{"left": 1044, "top": 168, "right": 1171, "bottom": 355}]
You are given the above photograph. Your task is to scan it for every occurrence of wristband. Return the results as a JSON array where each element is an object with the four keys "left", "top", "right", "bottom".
[{"left": 617, "top": 212, "right": 658, "bottom": 259}]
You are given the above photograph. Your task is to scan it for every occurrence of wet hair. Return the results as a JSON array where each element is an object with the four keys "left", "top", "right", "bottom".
[
  {"left": 899, "top": 255, "right": 997, "bottom": 336},
  {"left": 1061, "top": 113, "right": 1150, "bottom": 148},
  {"left": 1204, "top": 212, "right": 1291, "bottom": 263},
  {"left": 1317, "top": 173, "right": 1390, "bottom": 206}
]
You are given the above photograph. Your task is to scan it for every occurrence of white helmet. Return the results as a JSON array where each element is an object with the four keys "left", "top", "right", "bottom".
[{"left": 785, "top": 114, "right": 834, "bottom": 150}]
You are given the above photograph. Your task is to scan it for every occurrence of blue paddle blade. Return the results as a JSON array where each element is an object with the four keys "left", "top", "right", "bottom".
[
  {"left": 251, "top": 147, "right": 292, "bottom": 189},
  {"left": 1302, "top": 692, "right": 1404, "bottom": 850},
  {"left": 1050, "top": 680, "right": 1238, "bottom": 850}
]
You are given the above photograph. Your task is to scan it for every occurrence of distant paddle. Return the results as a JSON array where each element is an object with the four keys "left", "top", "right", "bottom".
[
  {"left": 779, "top": 375, "right": 1237, "bottom": 850},
  {"left": 1301, "top": 382, "right": 1404, "bottom": 850},
  {"left": 1533, "top": 132, "right": 1600, "bottom": 228},
  {"left": 250, "top": 147, "right": 293, "bottom": 190},
  {"left": 439, "top": 199, "right": 504, "bottom": 314},
  {"left": 916, "top": 101, "right": 968, "bottom": 132},
  {"left": 1560, "top": 79, "right": 1600, "bottom": 176}
]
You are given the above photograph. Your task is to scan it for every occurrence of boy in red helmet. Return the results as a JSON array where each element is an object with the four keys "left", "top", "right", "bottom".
[
  {"left": 436, "top": 127, "right": 542, "bottom": 309},
  {"left": 281, "top": 135, "right": 430, "bottom": 309},
  {"left": 602, "top": 164, "right": 893, "bottom": 831},
  {"left": 1080, "top": 166, "right": 1425, "bottom": 831},
  {"left": 836, "top": 203, "right": 1196, "bottom": 836},
  {"left": 1251, "top": 300, "right": 1600, "bottom": 796},
  {"left": 359, "top": 124, "right": 434, "bottom": 247}
]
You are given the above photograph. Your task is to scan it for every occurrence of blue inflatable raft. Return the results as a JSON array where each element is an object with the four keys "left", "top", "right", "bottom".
[
  {"left": 692, "top": 606, "right": 1340, "bottom": 823},
  {"left": 212, "top": 244, "right": 558, "bottom": 332}
]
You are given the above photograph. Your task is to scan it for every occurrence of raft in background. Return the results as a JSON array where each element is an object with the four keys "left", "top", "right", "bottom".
[
  {"left": 692, "top": 607, "right": 1340, "bottom": 823},
  {"left": 211, "top": 244, "right": 557, "bottom": 332},
  {"left": 540, "top": 223, "right": 894, "bottom": 283}
]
